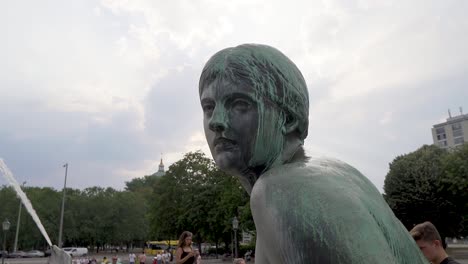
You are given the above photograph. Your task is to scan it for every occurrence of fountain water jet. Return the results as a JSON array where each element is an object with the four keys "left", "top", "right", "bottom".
[
  {"left": 0, "top": 159, "right": 71, "bottom": 264},
  {"left": 0, "top": 159, "right": 52, "bottom": 246}
]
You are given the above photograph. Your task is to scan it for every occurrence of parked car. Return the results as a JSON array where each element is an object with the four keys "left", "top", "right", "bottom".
[
  {"left": 8, "top": 251, "right": 26, "bottom": 258},
  {"left": 0, "top": 250, "right": 8, "bottom": 257},
  {"left": 63, "top": 247, "right": 88, "bottom": 257},
  {"left": 25, "top": 250, "right": 45, "bottom": 258}
]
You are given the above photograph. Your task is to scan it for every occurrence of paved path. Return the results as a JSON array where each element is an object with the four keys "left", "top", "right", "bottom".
[
  {"left": 0, "top": 257, "right": 235, "bottom": 264},
  {"left": 3, "top": 259, "right": 468, "bottom": 264},
  {"left": 4, "top": 253, "right": 468, "bottom": 264}
]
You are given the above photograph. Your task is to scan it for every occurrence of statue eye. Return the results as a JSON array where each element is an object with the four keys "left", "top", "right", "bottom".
[
  {"left": 202, "top": 103, "right": 215, "bottom": 116},
  {"left": 232, "top": 99, "right": 252, "bottom": 112}
]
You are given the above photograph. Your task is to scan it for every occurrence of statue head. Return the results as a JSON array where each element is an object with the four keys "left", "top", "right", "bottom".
[{"left": 199, "top": 44, "right": 309, "bottom": 176}]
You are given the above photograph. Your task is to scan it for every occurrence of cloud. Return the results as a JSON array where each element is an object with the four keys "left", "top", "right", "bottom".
[
  {"left": 1, "top": 0, "right": 467, "bottom": 193},
  {"left": 306, "top": 70, "right": 468, "bottom": 191}
]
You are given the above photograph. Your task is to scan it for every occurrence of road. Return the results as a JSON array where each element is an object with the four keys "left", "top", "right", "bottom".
[{"left": 1, "top": 257, "right": 230, "bottom": 264}]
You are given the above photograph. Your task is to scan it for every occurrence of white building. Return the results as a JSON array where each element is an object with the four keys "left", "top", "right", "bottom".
[{"left": 432, "top": 109, "right": 468, "bottom": 149}]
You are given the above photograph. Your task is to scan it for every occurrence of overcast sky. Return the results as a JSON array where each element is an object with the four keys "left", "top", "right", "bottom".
[{"left": 1, "top": 0, "right": 467, "bottom": 192}]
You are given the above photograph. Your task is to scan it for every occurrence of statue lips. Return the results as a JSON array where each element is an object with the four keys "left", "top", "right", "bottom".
[{"left": 214, "top": 137, "right": 237, "bottom": 152}]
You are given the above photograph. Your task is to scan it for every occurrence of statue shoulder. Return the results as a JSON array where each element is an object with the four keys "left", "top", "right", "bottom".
[
  {"left": 251, "top": 157, "right": 380, "bottom": 223},
  {"left": 251, "top": 157, "right": 427, "bottom": 264},
  {"left": 258, "top": 157, "right": 376, "bottom": 193},
  {"left": 252, "top": 156, "right": 393, "bottom": 241}
]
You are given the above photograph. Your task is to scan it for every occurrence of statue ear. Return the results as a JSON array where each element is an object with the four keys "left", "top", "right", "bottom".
[{"left": 282, "top": 113, "right": 299, "bottom": 135}]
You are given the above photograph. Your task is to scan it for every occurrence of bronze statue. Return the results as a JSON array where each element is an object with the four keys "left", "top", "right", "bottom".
[{"left": 199, "top": 44, "right": 428, "bottom": 263}]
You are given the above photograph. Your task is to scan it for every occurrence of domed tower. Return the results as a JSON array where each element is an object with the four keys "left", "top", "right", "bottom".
[{"left": 155, "top": 157, "right": 165, "bottom": 177}]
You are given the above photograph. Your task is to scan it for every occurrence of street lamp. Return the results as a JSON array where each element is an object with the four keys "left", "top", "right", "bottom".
[
  {"left": 13, "top": 181, "right": 26, "bottom": 252},
  {"left": 232, "top": 216, "right": 239, "bottom": 258},
  {"left": 58, "top": 163, "right": 68, "bottom": 248},
  {"left": 2, "top": 219, "right": 11, "bottom": 264}
]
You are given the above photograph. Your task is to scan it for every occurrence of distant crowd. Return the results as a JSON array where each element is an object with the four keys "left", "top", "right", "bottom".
[{"left": 72, "top": 221, "right": 459, "bottom": 264}]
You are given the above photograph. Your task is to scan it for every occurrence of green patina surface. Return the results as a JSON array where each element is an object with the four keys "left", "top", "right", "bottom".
[
  {"left": 252, "top": 158, "right": 429, "bottom": 263},
  {"left": 199, "top": 44, "right": 308, "bottom": 171},
  {"left": 199, "top": 44, "right": 428, "bottom": 263}
]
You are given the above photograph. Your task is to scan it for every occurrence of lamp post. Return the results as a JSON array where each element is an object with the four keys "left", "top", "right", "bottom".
[
  {"left": 2, "top": 219, "right": 11, "bottom": 264},
  {"left": 232, "top": 216, "right": 239, "bottom": 258},
  {"left": 58, "top": 163, "right": 68, "bottom": 248},
  {"left": 13, "top": 181, "right": 26, "bottom": 252}
]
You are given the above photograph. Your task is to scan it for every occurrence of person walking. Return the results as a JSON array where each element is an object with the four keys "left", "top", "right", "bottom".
[
  {"left": 156, "top": 253, "right": 163, "bottom": 264},
  {"left": 101, "top": 256, "right": 109, "bottom": 264},
  {"left": 163, "top": 250, "right": 170, "bottom": 264},
  {"left": 139, "top": 251, "right": 147, "bottom": 264},
  {"left": 410, "top": 221, "right": 461, "bottom": 264},
  {"left": 175, "top": 231, "right": 195, "bottom": 264},
  {"left": 129, "top": 252, "right": 136, "bottom": 264}
]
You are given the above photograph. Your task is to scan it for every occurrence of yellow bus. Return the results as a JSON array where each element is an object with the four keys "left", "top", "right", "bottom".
[{"left": 145, "top": 240, "right": 178, "bottom": 255}]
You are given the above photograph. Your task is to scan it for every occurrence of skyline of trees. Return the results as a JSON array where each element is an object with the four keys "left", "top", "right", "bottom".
[
  {"left": 1, "top": 143, "right": 467, "bottom": 252},
  {"left": 0, "top": 151, "right": 252, "bottom": 253}
]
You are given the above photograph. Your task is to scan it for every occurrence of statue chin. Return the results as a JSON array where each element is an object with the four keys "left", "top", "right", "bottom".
[
  {"left": 49, "top": 245, "right": 72, "bottom": 264},
  {"left": 213, "top": 151, "right": 245, "bottom": 174}
]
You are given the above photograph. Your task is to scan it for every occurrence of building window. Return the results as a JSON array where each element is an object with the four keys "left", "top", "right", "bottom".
[
  {"left": 452, "top": 123, "right": 462, "bottom": 130},
  {"left": 436, "top": 127, "right": 446, "bottom": 134},
  {"left": 436, "top": 133, "right": 447, "bottom": 140},
  {"left": 453, "top": 129, "right": 464, "bottom": 138},
  {"left": 437, "top": 134, "right": 447, "bottom": 140},
  {"left": 454, "top": 137, "right": 464, "bottom": 145},
  {"left": 452, "top": 122, "right": 464, "bottom": 138},
  {"left": 439, "top": 141, "right": 448, "bottom": 147}
]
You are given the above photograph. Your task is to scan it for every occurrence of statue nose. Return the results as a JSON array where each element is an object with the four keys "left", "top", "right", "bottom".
[
  {"left": 209, "top": 121, "right": 225, "bottom": 132},
  {"left": 209, "top": 107, "right": 227, "bottom": 132}
]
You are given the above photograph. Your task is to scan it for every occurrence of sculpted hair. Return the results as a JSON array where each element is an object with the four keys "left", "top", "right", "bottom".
[
  {"left": 177, "top": 231, "right": 193, "bottom": 248},
  {"left": 410, "top": 221, "right": 442, "bottom": 242},
  {"left": 199, "top": 44, "right": 309, "bottom": 140}
]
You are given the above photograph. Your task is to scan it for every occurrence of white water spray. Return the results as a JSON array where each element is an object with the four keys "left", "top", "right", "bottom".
[{"left": 0, "top": 159, "right": 53, "bottom": 247}]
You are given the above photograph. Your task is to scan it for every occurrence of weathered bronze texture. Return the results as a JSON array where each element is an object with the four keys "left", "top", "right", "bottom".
[{"left": 199, "top": 44, "right": 428, "bottom": 263}]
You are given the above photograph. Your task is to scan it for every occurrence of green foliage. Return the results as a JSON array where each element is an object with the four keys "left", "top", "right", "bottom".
[
  {"left": 125, "top": 175, "right": 160, "bottom": 200},
  {"left": 384, "top": 144, "right": 468, "bottom": 238},
  {"left": 440, "top": 144, "right": 468, "bottom": 235},
  {"left": 441, "top": 144, "right": 468, "bottom": 196},
  {"left": 0, "top": 151, "right": 254, "bottom": 251},
  {"left": 0, "top": 185, "right": 147, "bottom": 251},
  {"left": 148, "top": 151, "right": 252, "bottom": 250}
]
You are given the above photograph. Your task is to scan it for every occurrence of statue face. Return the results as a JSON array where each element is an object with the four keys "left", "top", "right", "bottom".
[{"left": 200, "top": 79, "right": 259, "bottom": 174}]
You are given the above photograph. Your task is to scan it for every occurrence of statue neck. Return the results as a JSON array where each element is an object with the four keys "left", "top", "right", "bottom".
[
  {"left": 236, "top": 136, "right": 305, "bottom": 195},
  {"left": 274, "top": 135, "right": 305, "bottom": 166}
]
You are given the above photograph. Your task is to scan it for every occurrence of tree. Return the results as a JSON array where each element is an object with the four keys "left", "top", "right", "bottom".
[
  {"left": 25, "top": 187, "right": 62, "bottom": 249},
  {"left": 125, "top": 175, "right": 160, "bottom": 200},
  {"left": 0, "top": 186, "right": 19, "bottom": 251},
  {"left": 440, "top": 144, "right": 468, "bottom": 236},
  {"left": 0, "top": 184, "right": 151, "bottom": 252},
  {"left": 148, "top": 151, "right": 252, "bottom": 253},
  {"left": 149, "top": 151, "right": 220, "bottom": 239},
  {"left": 207, "top": 173, "right": 250, "bottom": 251},
  {"left": 0, "top": 151, "right": 255, "bottom": 252},
  {"left": 384, "top": 144, "right": 465, "bottom": 239}
]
